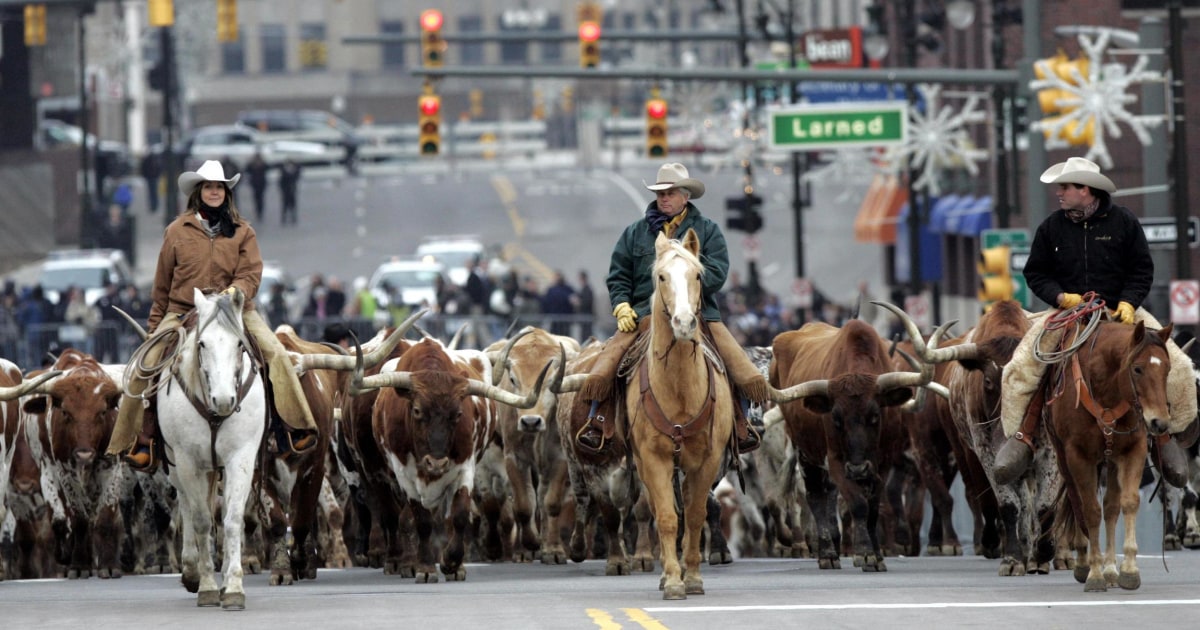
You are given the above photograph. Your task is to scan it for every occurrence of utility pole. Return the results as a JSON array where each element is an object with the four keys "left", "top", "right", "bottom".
[
  {"left": 901, "top": 0, "right": 922, "bottom": 298},
  {"left": 161, "top": 26, "right": 177, "bottom": 227},
  {"left": 1168, "top": 0, "right": 1191, "bottom": 282}
]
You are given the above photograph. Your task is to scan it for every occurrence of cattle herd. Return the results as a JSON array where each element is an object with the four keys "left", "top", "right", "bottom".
[{"left": 1, "top": 300, "right": 1199, "bottom": 607}]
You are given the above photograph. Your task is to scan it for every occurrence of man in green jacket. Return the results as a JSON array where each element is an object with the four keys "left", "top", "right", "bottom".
[{"left": 578, "top": 163, "right": 767, "bottom": 452}]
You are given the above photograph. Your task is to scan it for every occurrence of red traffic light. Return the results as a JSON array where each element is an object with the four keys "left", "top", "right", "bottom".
[
  {"left": 419, "top": 96, "right": 441, "bottom": 116},
  {"left": 420, "top": 9, "right": 444, "bottom": 32},
  {"left": 578, "top": 21, "right": 601, "bottom": 43},
  {"left": 645, "top": 99, "right": 668, "bottom": 119}
]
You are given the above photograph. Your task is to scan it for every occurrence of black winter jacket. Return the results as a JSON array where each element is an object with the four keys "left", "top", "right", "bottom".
[{"left": 1022, "top": 199, "right": 1153, "bottom": 309}]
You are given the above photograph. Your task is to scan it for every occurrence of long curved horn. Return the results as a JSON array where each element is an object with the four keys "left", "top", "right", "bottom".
[
  {"left": 489, "top": 326, "right": 535, "bottom": 386},
  {"left": 447, "top": 322, "right": 469, "bottom": 351},
  {"left": 297, "top": 308, "right": 427, "bottom": 372},
  {"left": 1181, "top": 338, "right": 1195, "bottom": 355},
  {"left": 113, "top": 306, "right": 148, "bottom": 341},
  {"left": 898, "top": 320, "right": 955, "bottom": 411},
  {"left": 762, "top": 405, "right": 784, "bottom": 429},
  {"left": 767, "top": 379, "right": 830, "bottom": 404},
  {"left": 0, "top": 369, "right": 63, "bottom": 401},
  {"left": 872, "top": 300, "right": 972, "bottom": 364},
  {"left": 468, "top": 355, "right": 553, "bottom": 408},
  {"left": 555, "top": 374, "right": 588, "bottom": 394},
  {"left": 355, "top": 369, "right": 415, "bottom": 394}
]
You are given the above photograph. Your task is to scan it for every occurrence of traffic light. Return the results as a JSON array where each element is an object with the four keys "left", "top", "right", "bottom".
[
  {"left": 1033, "top": 51, "right": 1094, "bottom": 146},
  {"left": 578, "top": 2, "right": 602, "bottom": 68},
  {"left": 977, "top": 245, "right": 1015, "bottom": 304},
  {"left": 645, "top": 98, "right": 668, "bottom": 158},
  {"left": 420, "top": 9, "right": 445, "bottom": 68},
  {"left": 216, "top": 0, "right": 238, "bottom": 43},
  {"left": 148, "top": 0, "right": 174, "bottom": 27},
  {"left": 725, "top": 194, "right": 764, "bottom": 234},
  {"left": 418, "top": 90, "right": 441, "bottom": 156},
  {"left": 24, "top": 4, "right": 46, "bottom": 47}
]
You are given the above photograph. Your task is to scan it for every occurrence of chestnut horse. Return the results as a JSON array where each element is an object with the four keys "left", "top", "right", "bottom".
[
  {"left": 625, "top": 229, "right": 733, "bottom": 600},
  {"left": 1049, "top": 320, "right": 1173, "bottom": 592}
]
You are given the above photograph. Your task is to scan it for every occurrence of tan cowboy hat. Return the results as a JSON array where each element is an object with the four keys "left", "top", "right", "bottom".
[
  {"left": 1039, "top": 156, "right": 1116, "bottom": 193},
  {"left": 643, "top": 162, "right": 705, "bottom": 200},
  {"left": 178, "top": 160, "right": 241, "bottom": 196}
]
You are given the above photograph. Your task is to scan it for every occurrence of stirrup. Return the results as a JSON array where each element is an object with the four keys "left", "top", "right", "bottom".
[
  {"left": 274, "top": 422, "right": 317, "bottom": 455},
  {"left": 575, "top": 400, "right": 609, "bottom": 454},
  {"left": 123, "top": 441, "right": 157, "bottom": 473}
]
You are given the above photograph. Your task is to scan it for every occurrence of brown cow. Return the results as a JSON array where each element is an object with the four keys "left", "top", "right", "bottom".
[
  {"left": 352, "top": 334, "right": 556, "bottom": 582},
  {"left": 884, "top": 299, "right": 1063, "bottom": 575},
  {"left": 260, "top": 315, "right": 422, "bottom": 584},
  {"left": 768, "top": 316, "right": 930, "bottom": 572},
  {"left": 20, "top": 349, "right": 128, "bottom": 579},
  {"left": 485, "top": 327, "right": 579, "bottom": 563}
]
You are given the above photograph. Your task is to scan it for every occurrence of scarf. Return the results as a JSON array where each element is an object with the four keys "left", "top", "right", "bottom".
[
  {"left": 645, "top": 207, "right": 687, "bottom": 236},
  {"left": 197, "top": 204, "right": 237, "bottom": 238},
  {"left": 1064, "top": 198, "right": 1100, "bottom": 224}
]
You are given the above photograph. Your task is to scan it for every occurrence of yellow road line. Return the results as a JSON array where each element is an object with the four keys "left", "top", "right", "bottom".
[
  {"left": 490, "top": 174, "right": 525, "bottom": 237},
  {"left": 622, "top": 608, "right": 670, "bottom": 630},
  {"left": 585, "top": 608, "right": 622, "bottom": 630}
]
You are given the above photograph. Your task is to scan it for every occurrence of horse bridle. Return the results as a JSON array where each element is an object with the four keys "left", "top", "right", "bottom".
[{"left": 1069, "top": 334, "right": 1146, "bottom": 459}]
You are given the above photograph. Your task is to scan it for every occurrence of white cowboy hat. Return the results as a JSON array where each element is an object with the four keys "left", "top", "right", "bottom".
[
  {"left": 1039, "top": 157, "right": 1116, "bottom": 193},
  {"left": 643, "top": 163, "right": 705, "bottom": 200},
  {"left": 178, "top": 160, "right": 241, "bottom": 197}
]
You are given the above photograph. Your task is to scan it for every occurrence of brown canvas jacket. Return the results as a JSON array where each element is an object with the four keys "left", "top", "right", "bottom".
[{"left": 148, "top": 211, "right": 263, "bottom": 330}]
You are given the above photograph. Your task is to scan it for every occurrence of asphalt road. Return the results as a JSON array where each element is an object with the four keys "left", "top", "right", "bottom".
[{"left": 4, "top": 554, "right": 1200, "bottom": 629}]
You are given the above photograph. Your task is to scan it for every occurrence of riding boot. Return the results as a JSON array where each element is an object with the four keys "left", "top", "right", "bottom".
[
  {"left": 708, "top": 321, "right": 767, "bottom": 452},
  {"left": 577, "top": 328, "right": 640, "bottom": 450},
  {"left": 1152, "top": 433, "right": 1189, "bottom": 489},
  {"left": 107, "top": 315, "right": 182, "bottom": 459},
  {"left": 994, "top": 378, "right": 1048, "bottom": 486}
]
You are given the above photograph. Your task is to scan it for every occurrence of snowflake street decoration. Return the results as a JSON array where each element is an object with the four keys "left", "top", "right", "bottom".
[
  {"left": 885, "top": 84, "right": 989, "bottom": 197},
  {"left": 800, "top": 149, "right": 891, "bottom": 203},
  {"left": 1028, "top": 29, "right": 1164, "bottom": 170}
]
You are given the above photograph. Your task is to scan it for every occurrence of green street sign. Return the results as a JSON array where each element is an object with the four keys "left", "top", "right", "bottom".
[
  {"left": 980, "top": 227, "right": 1030, "bottom": 249},
  {"left": 768, "top": 102, "right": 907, "bottom": 150}
]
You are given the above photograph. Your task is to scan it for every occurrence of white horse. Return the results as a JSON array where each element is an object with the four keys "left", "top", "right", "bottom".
[{"left": 158, "top": 289, "right": 266, "bottom": 610}]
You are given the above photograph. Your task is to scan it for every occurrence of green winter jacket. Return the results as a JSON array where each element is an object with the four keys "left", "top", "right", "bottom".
[{"left": 605, "top": 202, "right": 729, "bottom": 322}]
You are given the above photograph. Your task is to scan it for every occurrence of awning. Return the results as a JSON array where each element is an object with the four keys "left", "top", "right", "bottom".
[
  {"left": 928, "top": 195, "right": 993, "bottom": 237},
  {"left": 853, "top": 174, "right": 908, "bottom": 244}
]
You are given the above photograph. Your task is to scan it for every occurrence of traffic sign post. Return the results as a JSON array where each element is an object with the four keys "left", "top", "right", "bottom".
[
  {"left": 768, "top": 103, "right": 907, "bottom": 151},
  {"left": 1140, "top": 216, "right": 1200, "bottom": 249}
]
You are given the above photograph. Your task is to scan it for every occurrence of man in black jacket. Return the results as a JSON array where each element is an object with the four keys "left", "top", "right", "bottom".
[{"left": 994, "top": 157, "right": 1196, "bottom": 487}]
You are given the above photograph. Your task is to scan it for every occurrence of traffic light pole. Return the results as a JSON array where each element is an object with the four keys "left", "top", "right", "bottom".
[
  {"left": 1168, "top": 1, "right": 1192, "bottom": 282},
  {"left": 161, "top": 26, "right": 177, "bottom": 227}
]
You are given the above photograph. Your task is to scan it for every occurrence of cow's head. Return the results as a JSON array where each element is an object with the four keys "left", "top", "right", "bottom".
[
  {"left": 402, "top": 370, "right": 472, "bottom": 478},
  {"left": 22, "top": 365, "right": 120, "bottom": 466}
]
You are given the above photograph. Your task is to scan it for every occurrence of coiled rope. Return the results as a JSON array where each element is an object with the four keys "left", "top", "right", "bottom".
[
  {"left": 122, "top": 326, "right": 186, "bottom": 400},
  {"left": 1033, "top": 291, "right": 1107, "bottom": 364}
]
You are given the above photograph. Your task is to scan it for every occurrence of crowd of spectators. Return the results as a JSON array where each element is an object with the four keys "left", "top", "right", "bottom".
[{"left": 0, "top": 279, "right": 150, "bottom": 370}]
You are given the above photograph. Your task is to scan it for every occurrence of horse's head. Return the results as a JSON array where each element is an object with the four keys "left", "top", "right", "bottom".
[
  {"left": 652, "top": 229, "right": 704, "bottom": 341},
  {"left": 1118, "top": 320, "right": 1175, "bottom": 436},
  {"left": 191, "top": 287, "right": 249, "bottom": 418}
]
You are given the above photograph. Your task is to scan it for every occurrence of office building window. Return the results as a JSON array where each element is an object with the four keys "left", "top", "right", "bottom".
[
  {"left": 459, "top": 15, "right": 483, "bottom": 65},
  {"left": 381, "top": 20, "right": 405, "bottom": 68},
  {"left": 541, "top": 14, "right": 562, "bottom": 64},
  {"left": 299, "top": 23, "right": 327, "bottom": 71},
  {"left": 497, "top": 16, "right": 528, "bottom": 65},
  {"left": 261, "top": 24, "right": 286, "bottom": 74},
  {"left": 221, "top": 40, "right": 245, "bottom": 75}
]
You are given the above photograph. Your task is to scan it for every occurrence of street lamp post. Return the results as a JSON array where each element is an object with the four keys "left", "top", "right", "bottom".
[{"left": 901, "top": 0, "right": 922, "bottom": 299}]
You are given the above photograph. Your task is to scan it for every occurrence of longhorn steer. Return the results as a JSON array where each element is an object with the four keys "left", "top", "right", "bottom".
[
  {"left": 767, "top": 316, "right": 930, "bottom": 572},
  {"left": 486, "top": 327, "right": 580, "bottom": 563},
  {"left": 20, "top": 350, "right": 128, "bottom": 578},
  {"left": 352, "top": 334, "right": 555, "bottom": 582}
]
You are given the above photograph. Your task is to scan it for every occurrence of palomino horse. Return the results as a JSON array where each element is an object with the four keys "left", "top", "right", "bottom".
[
  {"left": 157, "top": 289, "right": 266, "bottom": 610},
  {"left": 1049, "top": 319, "right": 1174, "bottom": 592},
  {"left": 625, "top": 229, "right": 734, "bottom": 600}
]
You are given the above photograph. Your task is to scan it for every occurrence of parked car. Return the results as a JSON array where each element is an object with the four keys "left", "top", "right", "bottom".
[
  {"left": 176, "top": 124, "right": 326, "bottom": 171},
  {"left": 38, "top": 249, "right": 134, "bottom": 306},
  {"left": 368, "top": 257, "right": 445, "bottom": 311},
  {"left": 414, "top": 236, "right": 487, "bottom": 287},
  {"left": 235, "top": 109, "right": 364, "bottom": 169}
]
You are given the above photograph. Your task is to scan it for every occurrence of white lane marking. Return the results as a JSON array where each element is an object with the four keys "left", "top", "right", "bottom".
[
  {"left": 597, "top": 171, "right": 649, "bottom": 217},
  {"left": 644, "top": 600, "right": 1200, "bottom": 612}
]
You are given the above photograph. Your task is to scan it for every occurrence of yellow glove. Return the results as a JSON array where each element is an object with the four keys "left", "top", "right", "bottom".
[
  {"left": 1058, "top": 293, "right": 1083, "bottom": 309},
  {"left": 1113, "top": 301, "right": 1135, "bottom": 324},
  {"left": 613, "top": 302, "right": 638, "bottom": 333},
  {"left": 221, "top": 286, "right": 242, "bottom": 300}
]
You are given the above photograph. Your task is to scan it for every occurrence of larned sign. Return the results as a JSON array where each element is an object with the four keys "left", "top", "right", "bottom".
[{"left": 769, "top": 103, "right": 908, "bottom": 151}]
